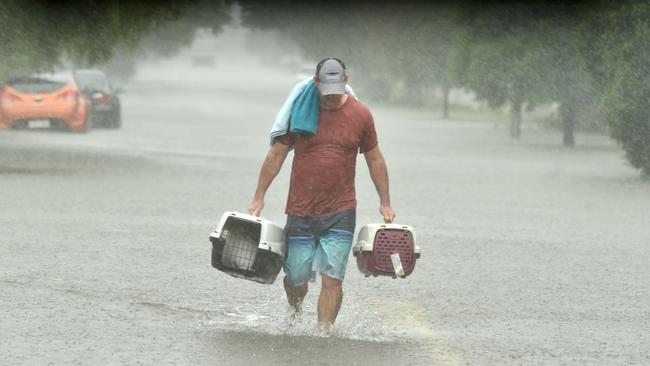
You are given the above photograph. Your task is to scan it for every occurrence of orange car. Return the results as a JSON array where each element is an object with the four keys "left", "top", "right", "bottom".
[{"left": 0, "top": 73, "right": 89, "bottom": 132}]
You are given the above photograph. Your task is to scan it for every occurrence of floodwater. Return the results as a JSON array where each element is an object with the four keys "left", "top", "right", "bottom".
[{"left": 1, "top": 31, "right": 649, "bottom": 365}]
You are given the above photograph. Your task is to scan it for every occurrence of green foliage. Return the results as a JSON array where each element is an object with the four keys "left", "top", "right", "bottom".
[
  {"left": 586, "top": 2, "right": 650, "bottom": 175},
  {"left": 2, "top": 0, "right": 649, "bottom": 176},
  {"left": 450, "top": 3, "right": 555, "bottom": 138},
  {"left": 393, "top": 5, "right": 459, "bottom": 106},
  {"left": 450, "top": 2, "right": 608, "bottom": 144},
  {"left": 0, "top": 0, "right": 229, "bottom": 80},
  {"left": 242, "top": 1, "right": 648, "bottom": 169},
  {"left": 0, "top": 1, "right": 60, "bottom": 78},
  {"left": 535, "top": 4, "right": 601, "bottom": 145},
  {"left": 242, "top": 1, "right": 460, "bottom": 105}
]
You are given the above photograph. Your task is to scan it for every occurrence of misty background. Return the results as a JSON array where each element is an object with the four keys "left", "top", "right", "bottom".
[{"left": 1, "top": 1, "right": 649, "bottom": 176}]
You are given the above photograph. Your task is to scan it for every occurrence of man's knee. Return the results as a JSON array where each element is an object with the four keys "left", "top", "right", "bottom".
[
  {"left": 284, "top": 276, "right": 307, "bottom": 292},
  {"left": 321, "top": 274, "right": 342, "bottom": 290},
  {"left": 284, "top": 270, "right": 310, "bottom": 288}
]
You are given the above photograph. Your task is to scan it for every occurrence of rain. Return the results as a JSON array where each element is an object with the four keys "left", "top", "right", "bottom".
[{"left": 1, "top": 1, "right": 649, "bottom": 365}]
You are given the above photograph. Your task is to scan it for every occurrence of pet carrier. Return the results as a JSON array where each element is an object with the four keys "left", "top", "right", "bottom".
[
  {"left": 209, "top": 211, "right": 285, "bottom": 284},
  {"left": 353, "top": 223, "right": 421, "bottom": 278}
]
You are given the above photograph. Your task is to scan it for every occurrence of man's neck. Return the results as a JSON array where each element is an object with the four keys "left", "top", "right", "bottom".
[{"left": 320, "top": 94, "right": 349, "bottom": 111}]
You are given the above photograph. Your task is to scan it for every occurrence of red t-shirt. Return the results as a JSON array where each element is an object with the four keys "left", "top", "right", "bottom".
[{"left": 276, "top": 97, "right": 378, "bottom": 217}]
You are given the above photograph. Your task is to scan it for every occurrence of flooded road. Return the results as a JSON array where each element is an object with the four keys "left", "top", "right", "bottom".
[{"left": 1, "top": 52, "right": 649, "bottom": 365}]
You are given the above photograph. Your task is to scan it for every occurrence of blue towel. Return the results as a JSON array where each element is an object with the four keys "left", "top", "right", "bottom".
[
  {"left": 289, "top": 79, "right": 319, "bottom": 135},
  {"left": 269, "top": 78, "right": 311, "bottom": 145},
  {"left": 269, "top": 78, "right": 358, "bottom": 145}
]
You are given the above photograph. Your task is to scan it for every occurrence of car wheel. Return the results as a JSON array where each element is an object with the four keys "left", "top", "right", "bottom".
[
  {"left": 110, "top": 111, "right": 121, "bottom": 129},
  {"left": 74, "top": 121, "right": 89, "bottom": 133}
]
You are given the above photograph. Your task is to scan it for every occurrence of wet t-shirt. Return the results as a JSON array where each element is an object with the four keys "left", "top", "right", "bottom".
[{"left": 276, "top": 97, "right": 378, "bottom": 217}]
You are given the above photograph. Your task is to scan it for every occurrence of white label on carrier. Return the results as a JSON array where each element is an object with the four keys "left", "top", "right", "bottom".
[{"left": 390, "top": 253, "right": 405, "bottom": 277}]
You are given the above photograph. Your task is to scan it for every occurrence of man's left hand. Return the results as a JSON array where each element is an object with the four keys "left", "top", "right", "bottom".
[{"left": 380, "top": 205, "right": 395, "bottom": 223}]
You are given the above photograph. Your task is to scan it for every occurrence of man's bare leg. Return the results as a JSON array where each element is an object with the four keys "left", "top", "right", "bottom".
[
  {"left": 284, "top": 276, "right": 308, "bottom": 317},
  {"left": 318, "top": 275, "right": 343, "bottom": 330}
]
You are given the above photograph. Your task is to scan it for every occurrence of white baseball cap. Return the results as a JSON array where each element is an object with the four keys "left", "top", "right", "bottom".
[{"left": 316, "top": 58, "right": 347, "bottom": 95}]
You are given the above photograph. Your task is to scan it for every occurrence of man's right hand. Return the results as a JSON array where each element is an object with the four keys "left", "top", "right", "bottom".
[
  {"left": 248, "top": 143, "right": 291, "bottom": 217},
  {"left": 248, "top": 199, "right": 264, "bottom": 216}
]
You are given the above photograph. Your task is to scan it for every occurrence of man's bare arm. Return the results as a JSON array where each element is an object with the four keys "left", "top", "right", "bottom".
[
  {"left": 248, "top": 143, "right": 291, "bottom": 216},
  {"left": 364, "top": 146, "right": 395, "bottom": 223}
]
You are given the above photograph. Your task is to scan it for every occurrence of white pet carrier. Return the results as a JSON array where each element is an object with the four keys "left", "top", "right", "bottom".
[{"left": 209, "top": 211, "right": 285, "bottom": 284}]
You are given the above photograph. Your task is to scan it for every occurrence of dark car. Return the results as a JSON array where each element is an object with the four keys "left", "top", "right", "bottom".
[{"left": 74, "top": 70, "right": 121, "bottom": 128}]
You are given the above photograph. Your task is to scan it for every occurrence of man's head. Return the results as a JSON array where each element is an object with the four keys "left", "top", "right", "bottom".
[{"left": 314, "top": 57, "right": 348, "bottom": 96}]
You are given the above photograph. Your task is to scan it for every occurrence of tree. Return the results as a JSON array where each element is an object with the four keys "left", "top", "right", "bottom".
[
  {"left": 394, "top": 4, "right": 460, "bottom": 118},
  {"left": 0, "top": 1, "right": 230, "bottom": 80},
  {"left": 0, "top": 1, "right": 60, "bottom": 78},
  {"left": 451, "top": 3, "right": 550, "bottom": 138},
  {"left": 537, "top": 3, "right": 597, "bottom": 147},
  {"left": 580, "top": 2, "right": 650, "bottom": 176},
  {"left": 242, "top": 0, "right": 461, "bottom": 116}
]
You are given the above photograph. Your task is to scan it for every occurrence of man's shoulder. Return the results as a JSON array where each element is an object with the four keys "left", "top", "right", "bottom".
[{"left": 346, "top": 96, "right": 373, "bottom": 117}]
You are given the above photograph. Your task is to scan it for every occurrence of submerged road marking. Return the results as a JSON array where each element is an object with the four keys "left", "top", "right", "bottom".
[{"left": 369, "top": 296, "right": 464, "bottom": 366}]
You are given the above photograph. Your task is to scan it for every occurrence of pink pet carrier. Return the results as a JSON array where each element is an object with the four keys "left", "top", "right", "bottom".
[{"left": 353, "top": 223, "right": 421, "bottom": 278}]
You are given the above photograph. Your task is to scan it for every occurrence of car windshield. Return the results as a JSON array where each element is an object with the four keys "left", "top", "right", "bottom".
[
  {"left": 7, "top": 76, "right": 68, "bottom": 94},
  {"left": 75, "top": 72, "right": 109, "bottom": 92}
]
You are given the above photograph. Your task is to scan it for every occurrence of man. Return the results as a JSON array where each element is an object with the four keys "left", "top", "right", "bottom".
[{"left": 248, "top": 57, "right": 395, "bottom": 330}]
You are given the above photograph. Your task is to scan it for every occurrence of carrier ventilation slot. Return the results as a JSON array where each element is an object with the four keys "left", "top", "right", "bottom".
[{"left": 374, "top": 229, "right": 414, "bottom": 272}]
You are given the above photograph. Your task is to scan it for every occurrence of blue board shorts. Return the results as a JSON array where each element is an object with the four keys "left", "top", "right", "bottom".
[{"left": 283, "top": 209, "right": 356, "bottom": 286}]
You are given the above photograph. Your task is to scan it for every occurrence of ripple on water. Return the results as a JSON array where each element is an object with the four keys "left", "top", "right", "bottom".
[{"left": 201, "top": 296, "right": 404, "bottom": 343}]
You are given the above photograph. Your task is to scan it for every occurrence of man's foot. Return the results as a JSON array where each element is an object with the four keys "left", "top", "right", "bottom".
[
  {"left": 284, "top": 276, "right": 308, "bottom": 322},
  {"left": 286, "top": 304, "right": 303, "bottom": 327},
  {"left": 317, "top": 321, "right": 333, "bottom": 335},
  {"left": 290, "top": 304, "right": 302, "bottom": 320}
]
